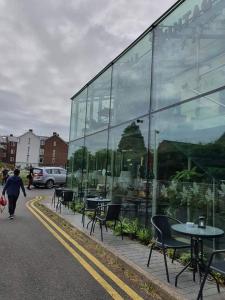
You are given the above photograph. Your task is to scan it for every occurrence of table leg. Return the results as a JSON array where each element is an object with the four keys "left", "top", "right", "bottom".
[
  {"left": 175, "top": 261, "right": 192, "bottom": 287},
  {"left": 175, "top": 237, "right": 205, "bottom": 287}
]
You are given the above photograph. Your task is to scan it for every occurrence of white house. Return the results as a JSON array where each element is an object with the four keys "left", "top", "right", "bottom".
[{"left": 16, "top": 129, "right": 41, "bottom": 168}]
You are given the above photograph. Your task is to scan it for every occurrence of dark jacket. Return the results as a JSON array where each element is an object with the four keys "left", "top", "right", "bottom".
[{"left": 2, "top": 175, "right": 26, "bottom": 198}]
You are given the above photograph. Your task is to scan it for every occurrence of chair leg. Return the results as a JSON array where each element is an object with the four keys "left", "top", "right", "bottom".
[
  {"left": 93, "top": 219, "right": 97, "bottom": 233},
  {"left": 172, "top": 249, "right": 176, "bottom": 263},
  {"left": 118, "top": 219, "right": 123, "bottom": 240},
  {"left": 100, "top": 222, "right": 103, "bottom": 241},
  {"left": 90, "top": 219, "right": 95, "bottom": 236},
  {"left": 197, "top": 269, "right": 209, "bottom": 300},
  {"left": 114, "top": 220, "right": 117, "bottom": 230},
  {"left": 147, "top": 243, "right": 154, "bottom": 267},
  {"left": 209, "top": 271, "right": 220, "bottom": 293},
  {"left": 82, "top": 212, "right": 85, "bottom": 227},
  {"left": 162, "top": 247, "right": 170, "bottom": 283}
]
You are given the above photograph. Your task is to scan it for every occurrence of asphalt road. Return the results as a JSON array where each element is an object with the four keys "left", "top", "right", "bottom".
[{"left": 0, "top": 187, "right": 112, "bottom": 300}]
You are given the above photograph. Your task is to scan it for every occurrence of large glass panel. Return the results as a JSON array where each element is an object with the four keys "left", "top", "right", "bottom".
[
  {"left": 110, "top": 33, "right": 152, "bottom": 126},
  {"left": 67, "top": 138, "right": 84, "bottom": 191},
  {"left": 83, "top": 130, "right": 108, "bottom": 196},
  {"left": 86, "top": 68, "right": 111, "bottom": 135},
  {"left": 107, "top": 116, "right": 150, "bottom": 225},
  {"left": 151, "top": 89, "right": 225, "bottom": 248},
  {"left": 152, "top": 0, "right": 225, "bottom": 111},
  {"left": 70, "top": 89, "right": 87, "bottom": 140}
]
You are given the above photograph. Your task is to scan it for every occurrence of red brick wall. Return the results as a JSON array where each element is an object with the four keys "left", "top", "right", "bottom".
[
  {"left": 43, "top": 135, "right": 68, "bottom": 167},
  {"left": 6, "top": 140, "right": 17, "bottom": 165}
]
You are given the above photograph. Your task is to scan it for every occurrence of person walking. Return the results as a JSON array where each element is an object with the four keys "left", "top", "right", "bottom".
[
  {"left": 27, "top": 165, "right": 34, "bottom": 190},
  {"left": 2, "top": 168, "right": 9, "bottom": 185},
  {"left": 2, "top": 169, "right": 26, "bottom": 219}
]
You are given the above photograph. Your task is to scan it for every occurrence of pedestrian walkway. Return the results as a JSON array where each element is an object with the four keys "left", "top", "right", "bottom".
[{"left": 44, "top": 197, "right": 225, "bottom": 300}]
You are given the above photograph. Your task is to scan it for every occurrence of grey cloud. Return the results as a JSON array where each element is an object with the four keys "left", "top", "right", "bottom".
[{"left": 0, "top": 0, "right": 176, "bottom": 140}]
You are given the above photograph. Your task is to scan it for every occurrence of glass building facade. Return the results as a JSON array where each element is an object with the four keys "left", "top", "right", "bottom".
[{"left": 68, "top": 0, "right": 225, "bottom": 245}]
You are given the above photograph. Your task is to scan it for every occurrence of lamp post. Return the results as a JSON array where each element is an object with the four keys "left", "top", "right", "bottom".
[{"left": 152, "top": 130, "right": 160, "bottom": 217}]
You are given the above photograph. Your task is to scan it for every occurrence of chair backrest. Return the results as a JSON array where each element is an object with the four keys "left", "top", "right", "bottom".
[
  {"left": 55, "top": 188, "right": 63, "bottom": 197},
  {"left": 105, "top": 204, "right": 121, "bottom": 221},
  {"left": 86, "top": 199, "right": 99, "bottom": 210},
  {"left": 63, "top": 191, "right": 74, "bottom": 202},
  {"left": 151, "top": 215, "right": 172, "bottom": 241}
]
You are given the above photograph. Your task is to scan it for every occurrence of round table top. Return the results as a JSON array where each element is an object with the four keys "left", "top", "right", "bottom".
[
  {"left": 55, "top": 187, "right": 74, "bottom": 191},
  {"left": 171, "top": 223, "right": 224, "bottom": 238},
  {"left": 86, "top": 197, "right": 111, "bottom": 203}
]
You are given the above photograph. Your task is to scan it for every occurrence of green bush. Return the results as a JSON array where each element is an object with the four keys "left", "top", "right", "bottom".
[
  {"left": 136, "top": 228, "right": 152, "bottom": 245},
  {"left": 179, "top": 252, "right": 191, "bottom": 265},
  {"left": 70, "top": 202, "right": 84, "bottom": 213}
]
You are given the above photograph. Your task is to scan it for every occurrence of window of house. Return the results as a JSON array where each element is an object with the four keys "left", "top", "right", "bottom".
[
  {"left": 53, "top": 141, "right": 57, "bottom": 147},
  {"left": 10, "top": 149, "right": 14, "bottom": 154},
  {"left": 52, "top": 149, "right": 56, "bottom": 158},
  {"left": 10, "top": 157, "right": 14, "bottom": 162},
  {"left": 40, "top": 148, "right": 44, "bottom": 155}
]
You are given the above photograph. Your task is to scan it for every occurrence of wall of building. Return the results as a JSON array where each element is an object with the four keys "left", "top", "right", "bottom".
[
  {"left": 16, "top": 130, "right": 41, "bottom": 168},
  {"left": 43, "top": 133, "right": 68, "bottom": 167},
  {"left": 68, "top": 0, "right": 225, "bottom": 245},
  {"left": 0, "top": 135, "right": 18, "bottom": 165}
]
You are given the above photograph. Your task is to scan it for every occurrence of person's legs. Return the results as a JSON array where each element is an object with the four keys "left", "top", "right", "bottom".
[
  {"left": 8, "top": 195, "right": 18, "bottom": 217},
  {"left": 8, "top": 195, "right": 14, "bottom": 216},
  {"left": 27, "top": 178, "right": 32, "bottom": 189}
]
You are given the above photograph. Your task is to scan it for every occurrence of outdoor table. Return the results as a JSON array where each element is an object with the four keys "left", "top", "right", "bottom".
[{"left": 171, "top": 223, "right": 224, "bottom": 287}]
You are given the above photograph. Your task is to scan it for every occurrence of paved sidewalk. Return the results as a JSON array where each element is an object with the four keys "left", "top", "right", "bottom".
[{"left": 44, "top": 198, "right": 225, "bottom": 300}]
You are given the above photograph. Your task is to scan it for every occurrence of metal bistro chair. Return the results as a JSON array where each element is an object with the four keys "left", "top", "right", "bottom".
[
  {"left": 81, "top": 196, "right": 99, "bottom": 228},
  {"left": 197, "top": 249, "right": 224, "bottom": 300},
  {"left": 52, "top": 188, "right": 63, "bottom": 208},
  {"left": 90, "top": 204, "right": 123, "bottom": 242},
  {"left": 147, "top": 215, "right": 191, "bottom": 283},
  {"left": 56, "top": 190, "right": 74, "bottom": 214}
]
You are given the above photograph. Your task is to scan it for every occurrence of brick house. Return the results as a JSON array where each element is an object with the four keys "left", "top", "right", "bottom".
[
  {"left": 43, "top": 132, "right": 68, "bottom": 167},
  {"left": 0, "top": 134, "right": 18, "bottom": 166}
]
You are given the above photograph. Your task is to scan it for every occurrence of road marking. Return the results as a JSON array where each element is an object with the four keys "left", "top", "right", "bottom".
[
  {"left": 28, "top": 198, "right": 144, "bottom": 300},
  {"left": 27, "top": 199, "right": 123, "bottom": 300}
]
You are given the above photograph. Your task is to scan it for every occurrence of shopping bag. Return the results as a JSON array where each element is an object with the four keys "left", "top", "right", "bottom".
[
  {"left": 0, "top": 196, "right": 7, "bottom": 213},
  {"left": 0, "top": 196, "right": 7, "bottom": 206}
]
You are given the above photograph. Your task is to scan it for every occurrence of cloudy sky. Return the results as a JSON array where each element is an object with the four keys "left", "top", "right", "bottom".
[{"left": 0, "top": 0, "right": 176, "bottom": 140}]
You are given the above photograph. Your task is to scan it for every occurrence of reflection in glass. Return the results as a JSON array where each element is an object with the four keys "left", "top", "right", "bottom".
[
  {"left": 110, "top": 33, "right": 152, "bottom": 126},
  {"left": 83, "top": 131, "right": 108, "bottom": 197},
  {"left": 67, "top": 139, "right": 84, "bottom": 190},
  {"left": 86, "top": 69, "right": 111, "bottom": 135},
  {"left": 70, "top": 89, "right": 87, "bottom": 140},
  {"left": 151, "top": 89, "right": 225, "bottom": 242},
  {"left": 152, "top": 0, "right": 225, "bottom": 111},
  {"left": 107, "top": 117, "right": 150, "bottom": 225}
]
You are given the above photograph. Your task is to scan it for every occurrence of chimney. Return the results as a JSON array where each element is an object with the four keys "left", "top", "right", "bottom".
[
  {"left": 29, "top": 129, "right": 33, "bottom": 133},
  {"left": 10, "top": 134, "right": 13, "bottom": 136},
  {"left": 53, "top": 132, "right": 59, "bottom": 136}
]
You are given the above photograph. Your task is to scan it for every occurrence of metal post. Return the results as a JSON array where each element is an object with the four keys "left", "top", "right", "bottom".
[{"left": 152, "top": 130, "right": 159, "bottom": 216}]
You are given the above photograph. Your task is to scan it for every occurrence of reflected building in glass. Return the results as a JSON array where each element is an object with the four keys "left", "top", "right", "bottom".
[{"left": 68, "top": 0, "right": 225, "bottom": 231}]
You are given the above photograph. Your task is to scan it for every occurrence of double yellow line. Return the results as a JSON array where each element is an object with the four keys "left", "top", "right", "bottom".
[{"left": 27, "top": 198, "right": 143, "bottom": 300}]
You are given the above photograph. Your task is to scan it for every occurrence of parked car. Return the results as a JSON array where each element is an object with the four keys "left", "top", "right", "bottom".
[{"left": 33, "top": 167, "right": 67, "bottom": 189}]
